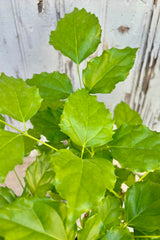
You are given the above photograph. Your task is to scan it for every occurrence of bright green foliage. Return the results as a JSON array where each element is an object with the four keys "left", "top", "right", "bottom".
[
  {"left": 51, "top": 149, "right": 116, "bottom": 226},
  {"left": 109, "top": 124, "right": 160, "bottom": 172},
  {"left": 60, "top": 89, "right": 113, "bottom": 148},
  {"left": 31, "top": 101, "right": 67, "bottom": 144},
  {"left": 114, "top": 167, "right": 135, "bottom": 193},
  {"left": 97, "top": 196, "right": 121, "bottom": 229},
  {"left": 82, "top": 47, "right": 137, "bottom": 93},
  {"left": 0, "top": 187, "right": 17, "bottom": 208},
  {"left": 26, "top": 72, "right": 73, "bottom": 101},
  {"left": 0, "top": 73, "right": 42, "bottom": 122},
  {"left": 0, "top": 198, "right": 67, "bottom": 240},
  {"left": 0, "top": 7, "right": 159, "bottom": 240},
  {"left": 125, "top": 181, "right": 160, "bottom": 232},
  {"left": 25, "top": 153, "right": 55, "bottom": 197},
  {"left": 78, "top": 215, "right": 104, "bottom": 240},
  {"left": 114, "top": 101, "right": 142, "bottom": 128},
  {"left": 49, "top": 8, "right": 101, "bottom": 64},
  {"left": 102, "top": 227, "right": 134, "bottom": 240},
  {"left": 0, "top": 115, "right": 5, "bottom": 129},
  {"left": 0, "top": 130, "right": 24, "bottom": 183}
]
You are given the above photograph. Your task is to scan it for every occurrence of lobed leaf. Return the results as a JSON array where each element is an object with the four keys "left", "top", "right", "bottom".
[
  {"left": 49, "top": 8, "right": 101, "bottom": 64},
  {"left": 109, "top": 124, "right": 160, "bottom": 172},
  {"left": 0, "top": 129, "right": 24, "bottom": 183},
  {"left": 125, "top": 181, "right": 160, "bottom": 232},
  {"left": 114, "top": 101, "right": 142, "bottom": 128},
  {"left": 26, "top": 72, "right": 73, "bottom": 102},
  {"left": 60, "top": 89, "right": 114, "bottom": 148},
  {"left": 0, "top": 198, "right": 67, "bottom": 240},
  {"left": 51, "top": 149, "right": 116, "bottom": 227},
  {"left": 83, "top": 47, "right": 137, "bottom": 94},
  {"left": 0, "top": 73, "right": 42, "bottom": 122},
  {"left": 25, "top": 153, "right": 55, "bottom": 197}
]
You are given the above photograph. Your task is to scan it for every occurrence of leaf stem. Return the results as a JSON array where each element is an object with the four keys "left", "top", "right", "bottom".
[
  {"left": 14, "top": 169, "right": 24, "bottom": 190},
  {"left": 0, "top": 119, "right": 58, "bottom": 152},
  {"left": 77, "top": 64, "right": 82, "bottom": 88},
  {"left": 138, "top": 171, "right": 150, "bottom": 182},
  {"left": 110, "top": 189, "right": 122, "bottom": 199},
  {"left": 81, "top": 145, "right": 85, "bottom": 159},
  {"left": 135, "top": 236, "right": 160, "bottom": 239}
]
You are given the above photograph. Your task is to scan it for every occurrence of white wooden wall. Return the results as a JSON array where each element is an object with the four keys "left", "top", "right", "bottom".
[{"left": 0, "top": 0, "right": 160, "bottom": 131}]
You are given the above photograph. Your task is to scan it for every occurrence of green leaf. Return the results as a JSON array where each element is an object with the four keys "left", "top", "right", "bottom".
[
  {"left": 25, "top": 153, "right": 55, "bottom": 197},
  {"left": 0, "top": 198, "right": 67, "bottom": 240},
  {"left": 51, "top": 149, "right": 116, "bottom": 226},
  {"left": 0, "top": 115, "right": 5, "bottom": 129},
  {"left": 98, "top": 196, "right": 121, "bottom": 229},
  {"left": 60, "top": 89, "right": 114, "bottom": 148},
  {"left": 23, "top": 128, "right": 40, "bottom": 157},
  {"left": 109, "top": 125, "right": 160, "bottom": 172},
  {"left": 102, "top": 227, "right": 134, "bottom": 240},
  {"left": 114, "top": 166, "right": 135, "bottom": 193},
  {"left": 0, "top": 73, "right": 42, "bottom": 122},
  {"left": 31, "top": 100, "right": 67, "bottom": 144},
  {"left": 26, "top": 72, "right": 73, "bottom": 101},
  {"left": 49, "top": 8, "right": 101, "bottom": 64},
  {"left": 125, "top": 181, "right": 160, "bottom": 232},
  {"left": 0, "top": 187, "right": 17, "bottom": 208},
  {"left": 114, "top": 102, "right": 142, "bottom": 128},
  {"left": 0, "top": 130, "right": 24, "bottom": 183},
  {"left": 83, "top": 47, "right": 137, "bottom": 94},
  {"left": 78, "top": 214, "right": 104, "bottom": 240}
]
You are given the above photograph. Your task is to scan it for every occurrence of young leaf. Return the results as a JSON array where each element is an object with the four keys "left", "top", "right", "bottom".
[
  {"left": 83, "top": 47, "right": 137, "bottom": 94},
  {"left": 98, "top": 196, "right": 121, "bottom": 229},
  {"left": 60, "top": 89, "right": 114, "bottom": 148},
  {"left": 78, "top": 214, "right": 104, "bottom": 240},
  {"left": 25, "top": 153, "right": 55, "bottom": 197},
  {"left": 31, "top": 101, "right": 67, "bottom": 144},
  {"left": 49, "top": 8, "right": 101, "bottom": 64},
  {"left": 114, "top": 166, "right": 135, "bottom": 193},
  {"left": 51, "top": 149, "right": 116, "bottom": 226},
  {"left": 0, "top": 73, "right": 42, "bottom": 122},
  {"left": 0, "top": 115, "right": 5, "bottom": 129},
  {"left": 102, "top": 227, "right": 134, "bottom": 240},
  {"left": 0, "top": 130, "right": 24, "bottom": 183},
  {"left": 0, "top": 187, "right": 17, "bottom": 208},
  {"left": 109, "top": 125, "right": 160, "bottom": 172},
  {"left": 125, "top": 181, "right": 160, "bottom": 232},
  {"left": 114, "top": 102, "right": 142, "bottom": 128},
  {"left": 26, "top": 72, "right": 73, "bottom": 101},
  {"left": 0, "top": 198, "right": 67, "bottom": 240}
]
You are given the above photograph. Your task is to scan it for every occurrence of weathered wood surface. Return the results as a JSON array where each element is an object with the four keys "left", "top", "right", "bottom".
[{"left": 0, "top": 0, "right": 160, "bottom": 131}]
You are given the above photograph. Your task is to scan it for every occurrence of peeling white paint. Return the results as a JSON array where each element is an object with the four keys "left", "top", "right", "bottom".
[{"left": 0, "top": 0, "right": 160, "bottom": 131}]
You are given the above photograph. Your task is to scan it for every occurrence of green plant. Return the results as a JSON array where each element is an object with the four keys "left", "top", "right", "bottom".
[{"left": 0, "top": 7, "right": 160, "bottom": 240}]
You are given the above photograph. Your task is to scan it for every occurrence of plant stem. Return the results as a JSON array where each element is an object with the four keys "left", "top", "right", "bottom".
[
  {"left": 77, "top": 64, "right": 82, "bottom": 88},
  {"left": 0, "top": 119, "right": 58, "bottom": 152},
  {"left": 23, "top": 120, "right": 28, "bottom": 134},
  {"left": 81, "top": 145, "right": 85, "bottom": 159},
  {"left": 138, "top": 171, "right": 150, "bottom": 182},
  {"left": 135, "top": 236, "right": 160, "bottom": 239},
  {"left": 14, "top": 169, "right": 24, "bottom": 190},
  {"left": 110, "top": 189, "right": 122, "bottom": 199}
]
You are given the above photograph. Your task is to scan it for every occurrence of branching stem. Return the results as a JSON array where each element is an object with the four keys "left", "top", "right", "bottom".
[
  {"left": 14, "top": 169, "right": 24, "bottom": 190},
  {"left": 0, "top": 119, "right": 58, "bottom": 152}
]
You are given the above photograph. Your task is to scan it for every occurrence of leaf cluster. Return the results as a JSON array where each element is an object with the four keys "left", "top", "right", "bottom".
[{"left": 0, "top": 7, "right": 160, "bottom": 240}]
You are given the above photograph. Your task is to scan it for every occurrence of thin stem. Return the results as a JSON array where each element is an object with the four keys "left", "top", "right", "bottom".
[
  {"left": 23, "top": 120, "right": 28, "bottom": 134},
  {"left": 110, "top": 189, "right": 122, "bottom": 199},
  {"left": 0, "top": 119, "right": 58, "bottom": 152},
  {"left": 81, "top": 145, "right": 85, "bottom": 159},
  {"left": 138, "top": 171, "right": 150, "bottom": 182},
  {"left": 135, "top": 236, "right": 160, "bottom": 239},
  {"left": 77, "top": 64, "right": 82, "bottom": 88},
  {"left": 14, "top": 169, "right": 24, "bottom": 190}
]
